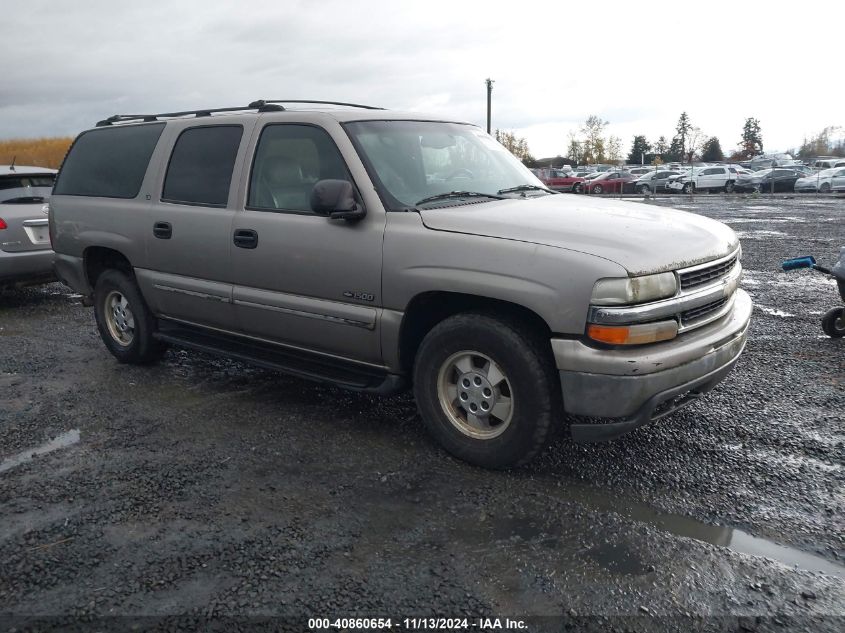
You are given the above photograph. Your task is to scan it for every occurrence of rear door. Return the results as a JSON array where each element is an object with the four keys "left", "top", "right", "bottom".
[
  {"left": 0, "top": 173, "right": 55, "bottom": 254},
  {"left": 140, "top": 121, "right": 255, "bottom": 331},
  {"left": 710, "top": 167, "right": 728, "bottom": 188}
]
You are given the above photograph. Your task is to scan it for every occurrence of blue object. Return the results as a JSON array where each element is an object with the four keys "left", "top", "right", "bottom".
[{"left": 782, "top": 256, "right": 816, "bottom": 271}]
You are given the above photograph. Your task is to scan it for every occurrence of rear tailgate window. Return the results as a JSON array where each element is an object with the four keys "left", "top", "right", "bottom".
[{"left": 0, "top": 174, "right": 55, "bottom": 203}]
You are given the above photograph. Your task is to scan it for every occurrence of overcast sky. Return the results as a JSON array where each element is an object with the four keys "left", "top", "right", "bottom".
[{"left": 3, "top": 0, "right": 843, "bottom": 158}]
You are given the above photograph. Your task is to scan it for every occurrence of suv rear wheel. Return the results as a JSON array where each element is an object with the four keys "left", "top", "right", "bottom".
[
  {"left": 94, "top": 269, "right": 167, "bottom": 364},
  {"left": 413, "top": 313, "right": 559, "bottom": 469}
]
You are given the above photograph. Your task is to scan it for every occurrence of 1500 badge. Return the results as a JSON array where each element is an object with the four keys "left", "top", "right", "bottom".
[{"left": 343, "top": 291, "right": 375, "bottom": 302}]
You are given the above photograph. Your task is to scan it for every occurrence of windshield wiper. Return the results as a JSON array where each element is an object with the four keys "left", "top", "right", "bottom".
[
  {"left": 415, "top": 191, "right": 506, "bottom": 207},
  {"left": 497, "top": 184, "right": 558, "bottom": 195}
]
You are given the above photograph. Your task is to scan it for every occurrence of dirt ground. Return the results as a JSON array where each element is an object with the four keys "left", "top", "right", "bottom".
[{"left": 1, "top": 194, "right": 843, "bottom": 632}]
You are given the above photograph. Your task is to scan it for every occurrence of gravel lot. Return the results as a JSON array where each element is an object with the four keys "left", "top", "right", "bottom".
[{"left": 1, "top": 195, "right": 843, "bottom": 632}]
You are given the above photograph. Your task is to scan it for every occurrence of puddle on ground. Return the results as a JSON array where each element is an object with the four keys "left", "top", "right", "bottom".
[
  {"left": 0, "top": 429, "right": 81, "bottom": 474},
  {"left": 588, "top": 542, "right": 648, "bottom": 575},
  {"left": 522, "top": 478, "right": 844, "bottom": 579}
]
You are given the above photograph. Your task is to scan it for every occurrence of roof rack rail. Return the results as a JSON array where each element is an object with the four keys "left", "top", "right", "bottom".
[
  {"left": 95, "top": 99, "right": 385, "bottom": 126},
  {"left": 261, "top": 100, "right": 385, "bottom": 110}
]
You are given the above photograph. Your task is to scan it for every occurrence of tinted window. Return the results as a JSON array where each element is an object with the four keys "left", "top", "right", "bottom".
[
  {"left": 0, "top": 174, "right": 55, "bottom": 203},
  {"left": 248, "top": 124, "right": 351, "bottom": 213},
  {"left": 162, "top": 126, "right": 243, "bottom": 207},
  {"left": 54, "top": 124, "right": 164, "bottom": 198}
]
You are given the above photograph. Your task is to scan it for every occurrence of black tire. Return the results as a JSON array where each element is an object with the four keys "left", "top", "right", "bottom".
[
  {"left": 93, "top": 269, "right": 167, "bottom": 364},
  {"left": 725, "top": 181, "right": 735, "bottom": 193},
  {"left": 638, "top": 184, "right": 651, "bottom": 194},
  {"left": 572, "top": 182, "right": 583, "bottom": 194},
  {"left": 821, "top": 307, "right": 845, "bottom": 338},
  {"left": 592, "top": 184, "right": 604, "bottom": 194},
  {"left": 413, "top": 313, "right": 560, "bottom": 469},
  {"left": 682, "top": 182, "right": 694, "bottom": 194},
  {"left": 820, "top": 183, "right": 831, "bottom": 193}
]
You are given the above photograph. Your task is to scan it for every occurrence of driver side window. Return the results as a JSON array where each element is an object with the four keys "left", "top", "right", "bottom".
[{"left": 248, "top": 124, "right": 352, "bottom": 214}]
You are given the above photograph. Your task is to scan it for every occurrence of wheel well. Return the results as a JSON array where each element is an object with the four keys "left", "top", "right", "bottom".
[
  {"left": 84, "top": 247, "right": 133, "bottom": 288},
  {"left": 398, "top": 292, "right": 552, "bottom": 374}
]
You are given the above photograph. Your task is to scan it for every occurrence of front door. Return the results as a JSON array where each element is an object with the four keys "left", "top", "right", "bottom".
[
  {"left": 230, "top": 122, "right": 385, "bottom": 365},
  {"left": 142, "top": 122, "right": 252, "bottom": 331}
]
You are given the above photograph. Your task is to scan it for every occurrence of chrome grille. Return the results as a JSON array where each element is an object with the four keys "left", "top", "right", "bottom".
[
  {"left": 681, "top": 297, "right": 729, "bottom": 325},
  {"left": 680, "top": 255, "right": 738, "bottom": 290}
]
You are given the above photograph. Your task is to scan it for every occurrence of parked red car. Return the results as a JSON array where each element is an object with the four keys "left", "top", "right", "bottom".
[
  {"left": 585, "top": 171, "right": 636, "bottom": 194},
  {"left": 537, "top": 168, "right": 585, "bottom": 193}
]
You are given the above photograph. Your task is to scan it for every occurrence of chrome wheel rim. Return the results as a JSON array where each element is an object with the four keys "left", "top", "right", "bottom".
[
  {"left": 104, "top": 290, "right": 135, "bottom": 347},
  {"left": 436, "top": 350, "right": 513, "bottom": 440}
]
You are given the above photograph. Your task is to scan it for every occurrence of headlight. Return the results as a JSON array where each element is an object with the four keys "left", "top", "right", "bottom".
[{"left": 591, "top": 272, "right": 678, "bottom": 306}]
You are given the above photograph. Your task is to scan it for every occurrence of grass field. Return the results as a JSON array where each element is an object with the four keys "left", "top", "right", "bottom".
[{"left": 0, "top": 137, "right": 73, "bottom": 170}]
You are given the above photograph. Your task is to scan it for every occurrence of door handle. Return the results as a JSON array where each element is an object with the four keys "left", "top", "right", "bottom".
[
  {"left": 233, "top": 228, "right": 258, "bottom": 249},
  {"left": 153, "top": 221, "right": 172, "bottom": 239}
]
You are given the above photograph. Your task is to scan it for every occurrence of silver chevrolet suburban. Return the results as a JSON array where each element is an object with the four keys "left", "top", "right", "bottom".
[{"left": 49, "top": 100, "right": 752, "bottom": 468}]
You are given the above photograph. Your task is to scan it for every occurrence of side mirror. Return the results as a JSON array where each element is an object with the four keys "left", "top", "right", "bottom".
[{"left": 310, "top": 179, "right": 365, "bottom": 221}]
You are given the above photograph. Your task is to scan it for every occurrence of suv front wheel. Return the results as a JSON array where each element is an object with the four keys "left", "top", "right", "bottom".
[
  {"left": 94, "top": 269, "right": 167, "bottom": 364},
  {"left": 413, "top": 313, "right": 559, "bottom": 469}
]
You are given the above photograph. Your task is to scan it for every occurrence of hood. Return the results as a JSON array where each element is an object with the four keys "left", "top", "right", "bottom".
[{"left": 419, "top": 194, "right": 738, "bottom": 276}]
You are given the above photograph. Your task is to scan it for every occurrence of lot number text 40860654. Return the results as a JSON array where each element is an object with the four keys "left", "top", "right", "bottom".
[{"left": 307, "top": 617, "right": 528, "bottom": 630}]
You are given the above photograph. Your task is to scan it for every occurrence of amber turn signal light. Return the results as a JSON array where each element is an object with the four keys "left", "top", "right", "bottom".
[{"left": 587, "top": 320, "right": 678, "bottom": 345}]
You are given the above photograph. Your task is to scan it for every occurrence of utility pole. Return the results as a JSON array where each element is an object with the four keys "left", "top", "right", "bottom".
[{"left": 485, "top": 78, "right": 494, "bottom": 134}]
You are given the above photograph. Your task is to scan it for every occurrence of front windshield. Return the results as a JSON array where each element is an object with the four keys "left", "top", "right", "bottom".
[{"left": 344, "top": 120, "right": 544, "bottom": 209}]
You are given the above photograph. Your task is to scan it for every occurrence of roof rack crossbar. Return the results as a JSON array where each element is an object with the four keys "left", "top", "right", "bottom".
[{"left": 95, "top": 99, "right": 385, "bottom": 126}]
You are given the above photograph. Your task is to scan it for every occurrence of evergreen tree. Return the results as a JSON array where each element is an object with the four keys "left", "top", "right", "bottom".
[
  {"left": 737, "top": 118, "right": 763, "bottom": 159},
  {"left": 667, "top": 136, "right": 684, "bottom": 162},
  {"left": 700, "top": 137, "right": 725, "bottom": 162},
  {"left": 675, "top": 112, "right": 692, "bottom": 162},
  {"left": 627, "top": 135, "right": 652, "bottom": 164}
]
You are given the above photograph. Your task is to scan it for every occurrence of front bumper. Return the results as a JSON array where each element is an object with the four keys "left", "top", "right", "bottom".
[
  {"left": 0, "top": 248, "right": 56, "bottom": 287},
  {"left": 553, "top": 289, "right": 752, "bottom": 441}
]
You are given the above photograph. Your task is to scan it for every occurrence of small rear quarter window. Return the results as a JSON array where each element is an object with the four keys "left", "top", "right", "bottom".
[{"left": 54, "top": 123, "right": 165, "bottom": 198}]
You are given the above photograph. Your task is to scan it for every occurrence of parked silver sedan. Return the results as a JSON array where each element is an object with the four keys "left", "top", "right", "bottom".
[
  {"left": 0, "top": 165, "right": 57, "bottom": 290},
  {"left": 632, "top": 170, "right": 681, "bottom": 194},
  {"left": 794, "top": 167, "right": 845, "bottom": 193}
]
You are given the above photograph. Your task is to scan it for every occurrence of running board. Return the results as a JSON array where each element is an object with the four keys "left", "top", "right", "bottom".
[{"left": 154, "top": 321, "right": 404, "bottom": 396}]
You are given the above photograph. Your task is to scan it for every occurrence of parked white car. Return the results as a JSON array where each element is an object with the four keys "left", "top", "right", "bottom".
[
  {"left": 810, "top": 158, "right": 845, "bottom": 170},
  {"left": 832, "top": 171, "right": 845, "bottom": 193},
  {"left": 666, "top": 166, "right": 738, "bottom": 193},
  {"left": 794, "top": 167, "right": 845, "bottom": 193}
]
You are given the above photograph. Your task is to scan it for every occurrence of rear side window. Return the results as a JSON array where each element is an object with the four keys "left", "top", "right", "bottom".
[
  {"left": 162, "top": 126, "right": 243, "bottom": 207},
  {"left": 54, "top": 124, "right": 164, "bottom": 198}
]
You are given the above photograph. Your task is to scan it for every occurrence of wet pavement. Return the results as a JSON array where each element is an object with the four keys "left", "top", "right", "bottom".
[{"left": 0, "top": 195, "right": 843, "bottom": 631}]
